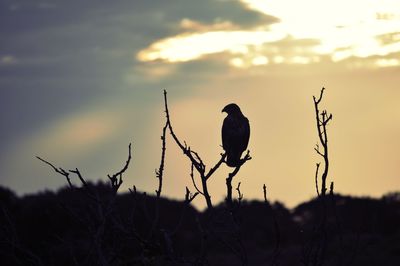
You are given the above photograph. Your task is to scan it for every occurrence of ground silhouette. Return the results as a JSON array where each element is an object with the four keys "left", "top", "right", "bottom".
[{"left": 1, "top": 185, "right": 400, "bottom": 265}]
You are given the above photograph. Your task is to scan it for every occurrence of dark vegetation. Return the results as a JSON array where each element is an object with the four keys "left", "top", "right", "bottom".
[
  {"left": 1, "top": 89, "right": 400, "bottom": 265},
  {"left": 1, "top": 186, "right": 400, "bottom": 265}
]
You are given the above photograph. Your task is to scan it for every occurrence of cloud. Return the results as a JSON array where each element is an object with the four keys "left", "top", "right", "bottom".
[
  {"left": 375, "top": 58, "right": 400, "bottom": 67},
  {"left": 137, "top": 0, "right": 400, "bottom": 68},
  {"left": 242, "top": 0, "right": 400, "bottom": 59},
  {"left": 137, "top": 29, "right": 285, "bottom": 62}
]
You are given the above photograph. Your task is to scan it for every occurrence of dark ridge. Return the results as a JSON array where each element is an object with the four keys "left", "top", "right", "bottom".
[{"left": 1, "top": 185, "right": 400, "bottom": 265}]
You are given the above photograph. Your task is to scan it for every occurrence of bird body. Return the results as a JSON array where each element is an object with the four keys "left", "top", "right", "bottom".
[{"left": 222, "top": 104, "right": 250, "bottom": 167}]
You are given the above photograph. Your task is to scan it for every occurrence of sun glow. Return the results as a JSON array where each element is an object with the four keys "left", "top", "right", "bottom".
[
  {"left": 375, "top": 58, "right": 400, "bottom": 67},
  {"left": 137, "top": 0, "right": 400, "bottom": 68},
  {"left": 242, "top": 0, "right": 400, "bottom": 61},
  {"left": 137, "top": 29, "right": 285, "bottom": 62}
]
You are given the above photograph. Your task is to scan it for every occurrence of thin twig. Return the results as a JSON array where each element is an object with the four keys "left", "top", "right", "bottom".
[
  {"left": 107, "top": 143, "right": 132, "bottom": 192},
  {"left": 236, "top": 182, "right": 243, "bottom": 204},
  {"left": 315, "top": 163, "right": 321, "bottom": 197},
  {"left": 155, "top": 124, "right": 167, "bottom": 198},
  {"left": 205, "top": 153, "right": 227, "bottom": 181},
  {"left": 150, "top": 122, "right": 168, "bottom": 239},
  {"left": 190, "top": 163, "right": 204, "bottom": 196},
  {"left": 36, "top": 156, "right": 73, "bottom": 188},
  {"left": 226, "top": 151, "right": 251, "bottom": 207}
]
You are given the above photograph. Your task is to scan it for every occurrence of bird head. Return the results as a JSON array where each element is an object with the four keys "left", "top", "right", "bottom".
[{"left": 222, "top": 103, "right": 241, "bottom": 115}]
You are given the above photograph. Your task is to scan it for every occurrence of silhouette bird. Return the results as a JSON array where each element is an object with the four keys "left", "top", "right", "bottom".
[{"left": 222, "top": 103, "right": 250, "bottom": 167}]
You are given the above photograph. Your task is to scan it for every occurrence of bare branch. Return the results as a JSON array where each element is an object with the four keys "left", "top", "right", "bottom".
[
  {"left": 163, "top": 89, "right": 228, "bottom": 209},
  {"left": 306, "top": 87, "right": 333, "bottom": 266},
  {"left": 190, "top": 149, "right": 205, "bottom": 171},
  {"left": 263, "top": 184, "right": 268, "bottom": 203},
  {"left": 155, "top": 124, "right": 167, "bottom": 198},
  {"left": 205, "top": 153, "right": 227, "bottom": 181},
  {"left": 236, "top": 182, "right": 243, "bottom": 203},
  {"left": 69, "top": 168, "right": 90, "bottom": 190},
  {"left": 112, "top": 143, "right": 132, "bottom": 179},
  {"left": 313, "top": 88, "right": 332, "bottom": 198},
  {"left": 163, "top": 90, "right": 204, "bottom": 174},
  {"left": 149, "top": 122, "right": 168, "bottom": 240},
  {"left": 185, "top": 187, "right": 199, "bottom": 204},
  {"left": 226, "top": 151, "right": 252, "bottom": 206},
  {"left": 190, "top": 163, "right": 204, "bottom": 196},
  {"left": 313, "top": 87, "right": 325, "bottom": 105},
  {"left": 314, "top": 144, "right": 324, "bottom": 157},
  {"left": 107, "top": 143, "right": 132, "bottom": 192},
  {"left": 200, "top": 173, "right": 213, "bottom": 209},
  {"left": 128, "top": 185, "right": 137, "bottom": 197},
  {"left": 315, "top": 163, "right": 321, "bottom": 197},
  {"left": 36, "top": 156, "right": 73, "bottom": 188}
]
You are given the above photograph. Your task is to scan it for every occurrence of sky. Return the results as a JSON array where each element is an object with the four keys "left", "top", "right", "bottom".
[{"left": 1, "top": 0, "right": 400, "bottom": 209}]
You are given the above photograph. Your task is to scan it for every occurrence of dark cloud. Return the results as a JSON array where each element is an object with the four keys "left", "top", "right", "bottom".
[
  {"left": 0, "top": 0, "right": 270, "bottom": 47},
  {"left": 0, "top": 0, "right": 272, "bottom": 191},
  {"left": 0, "top": 1, "right": 268, "bottom": 122}
]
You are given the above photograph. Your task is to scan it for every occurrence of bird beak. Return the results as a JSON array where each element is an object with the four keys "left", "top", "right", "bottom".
[{"left": 221, "top": 107, "right": 226, "bottom": 113}]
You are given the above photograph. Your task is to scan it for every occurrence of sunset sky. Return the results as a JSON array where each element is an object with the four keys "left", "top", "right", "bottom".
[{"left": 1, "top": 0, "right": 400, "bottom": 209}]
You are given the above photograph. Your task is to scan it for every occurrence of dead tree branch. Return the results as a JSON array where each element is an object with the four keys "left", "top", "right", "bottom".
[
  {"left": 37, "top": 143, "right": 133, "bottom": 265},
  {"left": 108, "top": 143, "right": 132, "bottom": 193},
  {"left": 163, "top": 89, "right": 227, "bottom": 209},
  {"left": 155, "top": 124, "right": 167, "bottom": 198},
  {"left": 149, "top": 121, "right": 168, "bottom": 239},
  {"left": 313, "top": 87, "right": 332, "bottom": 199},
  {"left": 36, "top": 156, "right": 73, "bottom": 188},
  {"left": 304, "top": 87, "right": 333, "bottom": 266},
  {"left": 226, "top": 151, "right": 251, "bottom": 207},
  {"left": 236, "top": 182, "right": 243, "bottom": 204}
]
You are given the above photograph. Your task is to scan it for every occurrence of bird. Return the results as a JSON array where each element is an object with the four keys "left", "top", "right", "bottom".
[{"left": 221, "top": 103, "right": 250, "bottom": 167}]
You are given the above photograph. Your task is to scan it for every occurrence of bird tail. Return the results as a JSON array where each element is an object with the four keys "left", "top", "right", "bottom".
[{"left": 226, "top": 153, "right": 242, "bottom": 167}]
